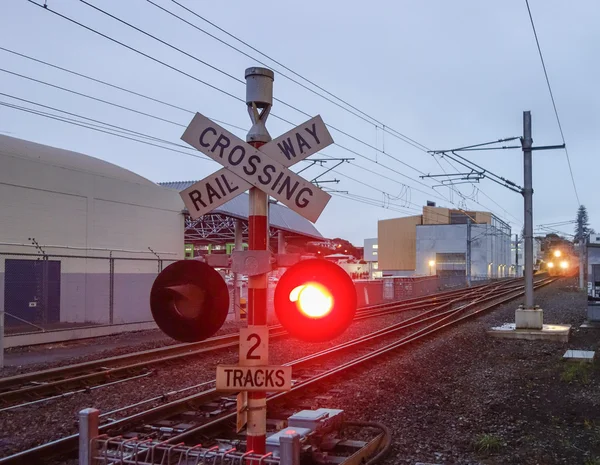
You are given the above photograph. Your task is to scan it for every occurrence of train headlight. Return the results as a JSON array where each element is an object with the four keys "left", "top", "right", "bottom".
[
  {"left": 553, "top": 250, "right": 562, "bottom": 258},
  {"left": 560, "top": 261, "right": 568, "bottom": 269},
  {"left": 547, "top": 262, "right": 554, "bottom": 268}
]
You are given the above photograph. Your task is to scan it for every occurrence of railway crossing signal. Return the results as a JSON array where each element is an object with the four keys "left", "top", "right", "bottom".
[
  {"left": 274, "top": 259, "right": 357, "bottom": 342},
  {"left": 149, "top": 66, "right": 357, "bottom": 453},
  {"left": 180, "top": 113, "right": 333, "bottom": 223},
  {"left": 149, "top": 260, "right": 229, "bottom": 342}
]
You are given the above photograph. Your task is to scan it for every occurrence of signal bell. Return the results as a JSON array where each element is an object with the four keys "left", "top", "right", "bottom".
[
  {"left": 150, "top": 260, "right": 229, "bottom": 342},
  {"left": 274, "top": 259, "right": 357, "bottom": 342}
]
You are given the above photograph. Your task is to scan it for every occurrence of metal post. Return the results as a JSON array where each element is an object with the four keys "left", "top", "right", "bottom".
[
  {"left": 522, "top": 110, "right": 534, "bottom": 309},
  {"left": 234, "top": 219, "right": 243, "bottom": 321},
  {"left": 515, "top": 234, "right": 519, "bottom": 277},
  {"left": 279, "top": 432, "right": 301, "bottom": 465},
  {"left": 466, "top": 218, "right": 472, "bottom": 286},
  {"left": 277, "top": 230, "right": 285, "bottom": 255},
  {"left": 580, "top": 236, "right": 585, "bottom": 290},
  {"left": 245, "top": 66, "right": 274, "bottom": 455},
  {"left": 0, "top": 306, "right": 4, "bottom": 369},
  {"left": 79, "top": 408, "right": 99, "bottom": 465},
  {"left": 109, "top": 252, "right": 114, "bottom": 325}
]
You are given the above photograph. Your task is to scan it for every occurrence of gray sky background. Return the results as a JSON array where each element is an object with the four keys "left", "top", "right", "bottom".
[{"left": 1, "top": 0, "right": 597, "bottom": 244}]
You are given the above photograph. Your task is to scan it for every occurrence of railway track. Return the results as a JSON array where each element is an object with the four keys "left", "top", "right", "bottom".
[
  {"left": 0, "top": 276, "right": 554, "bottom": 465},
  {"left": 0, "top": 279, "right": 518, "bottom": 410}
]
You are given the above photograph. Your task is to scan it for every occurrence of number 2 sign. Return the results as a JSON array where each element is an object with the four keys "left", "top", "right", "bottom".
[{"left": 239, "top": 326, "right": 269, "bottom": 366}]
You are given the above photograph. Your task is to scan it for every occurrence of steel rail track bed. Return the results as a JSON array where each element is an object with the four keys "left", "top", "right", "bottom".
[{"left": 0, "top": 277, "right": 553, "bottom": 465}]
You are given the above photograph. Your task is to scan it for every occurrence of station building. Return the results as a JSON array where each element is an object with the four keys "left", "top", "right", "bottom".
[
  {"left": 0, "top": 136, "right": 323, "bottom": 333},
  {"left": 374, "top": 204, "right": 512, "bottom": 280}
]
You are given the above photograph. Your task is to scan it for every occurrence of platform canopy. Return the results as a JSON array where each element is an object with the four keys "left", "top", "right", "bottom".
[{"left": 160, "top": 181, "right": 324, "bottom": 245}]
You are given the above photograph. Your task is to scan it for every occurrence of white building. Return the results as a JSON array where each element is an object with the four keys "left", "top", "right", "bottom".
[
  {"left": 378, "top": 206, "right": 512, "bottom": 281},
  {"left": 363, "top": 238, "right": 381, "bottom": 279},
  {"left": 0, "top": 135, "right": 184, "bottom": 327},
  {"left": 415, "top": 222, "right": 512, "bottom": 279}
]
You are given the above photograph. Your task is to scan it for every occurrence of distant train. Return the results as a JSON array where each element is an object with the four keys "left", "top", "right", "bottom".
[{"left": 543, "top": 247, "right": 578, "bottom": 277}]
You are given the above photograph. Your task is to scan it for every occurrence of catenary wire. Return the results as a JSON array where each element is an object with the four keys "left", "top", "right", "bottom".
[
  {"left": 524, "top": 0, "right": 580, "bottom": 206},
  {"left": 0, "top": 46, "right": 246, "bottom": 132},
  {"left": 21, "top": 0, "right": 514, "bottom": 224},
  {"left": 74, "top": 0, "right": 430, "bottom": 175},
  {"left": 167, "top": 0, "right": 430, "bottom": 152},
  {"left": 0, "top": 101, "right": 212, "bottom": 162},
  {"left": 0, "top": 100, "right": 431, "bottom": 217}
]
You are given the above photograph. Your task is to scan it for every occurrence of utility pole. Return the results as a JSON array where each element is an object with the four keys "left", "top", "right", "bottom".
[
  {"left": 514, "top": 110, "right": 546, "bottom": 330},
  {"left": 515, "top": 233, "right": 519, "bottom": 277},
  {"left": 579, "top": 235, "right": 585, "bottom": 290},
  {"left": 522, "top": 111, "right": 534, "bottom": 309},
  {"left": 466, "top": 217, "right": 472, "bottom": 286}
]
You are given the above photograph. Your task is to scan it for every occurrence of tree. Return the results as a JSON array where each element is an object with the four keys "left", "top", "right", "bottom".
[{"left": 574, "top": 205, "right": 595, "bottom": 243}]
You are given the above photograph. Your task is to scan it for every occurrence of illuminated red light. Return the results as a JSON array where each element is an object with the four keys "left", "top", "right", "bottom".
[
  {"left": 274, "top": 259, "right": 356, "bottom": 342},
  {"left": 289, "top": 282, "right": 333, "bottom": 318}
]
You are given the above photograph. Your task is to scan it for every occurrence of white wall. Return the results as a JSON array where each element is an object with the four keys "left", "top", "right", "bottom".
[
  {"left": 363, "top": 237, "right": 378, "bottom": 262},
  {"left": 0, "top": 138, "right": 184, "bottom": 324},
  {"left": 416, "top": 224, "right": 511, "bottom": 278}
]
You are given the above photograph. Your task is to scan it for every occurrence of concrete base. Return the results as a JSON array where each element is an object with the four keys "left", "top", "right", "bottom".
[
  {"left": 515, "top": 308, "right": 544, "bottom": 330},
  {"left": 4, "top": 321, "right": 158, "bottom": 348},
  {"left": 487, "top": 323, "right": 571, "bottom": 342},
  {"left": 580, "top": 320, "right": 600, "bottom": 328},
  {"left": 563, "top": 350, "right": 595, "bottom": 363},
  {"left": 587, "top": 305, "right": 600, "bottom": 323}
]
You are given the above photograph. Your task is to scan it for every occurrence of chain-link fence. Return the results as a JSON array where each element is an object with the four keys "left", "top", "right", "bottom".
[{"left": 1, "top": 250, "right": 177, "bottom": 334}]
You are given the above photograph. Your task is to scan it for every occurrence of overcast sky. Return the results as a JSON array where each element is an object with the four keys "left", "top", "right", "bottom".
[{"left": 1, "top": 0, "right": 597, "bottom": 244}]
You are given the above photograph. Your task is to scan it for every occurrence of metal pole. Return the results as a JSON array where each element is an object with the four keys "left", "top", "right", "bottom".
[
  {"left": 233, "top": 219, "right": 243, "bottom": 321},
  {"left": 0, "top": 307, "right": 4, "bottom": 368},
  {"left": 466, "top": 218, "right": 472, "bottom": 286},
  {"left": 515, "top": 234, "right": 519, "bottom": 277},
  {"left": 78, "top": 408, "right": 99, "bottom": 465},
  {"left": 522, "top": 111, "right": 534, "bottom": 308},
  {"left": 580, "top": 236, "right": 585, "bottom": 290},
  {"left": 245, "top": 66, "right": 274, "bottom": 455}
]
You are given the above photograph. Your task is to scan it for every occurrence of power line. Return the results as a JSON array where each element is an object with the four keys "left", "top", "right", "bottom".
[
  {"left": 0, "top": 100, "right": 211, "bottom": 162},
  {"left": 21, "top": 0, "right": 514, "bottom": 224},
  {"left": 1, "top": 55, "right": 440, "bottom": 198},
  {"left": 0, "top": 99, "right": 425, "bottom": 217},
  {"left": 0, "top": 46, "right": 246, "bottom": 132},
  {"left": 74, "top": 0, "right": 429, "bottom": 176},
  {"left": 167, "top": 0, "right": 430, "bottom": 152},
  {"left": 524, "top": 0, "right": 580, "bottom": 206},
  {"left": 28, "top": 0, "right": 485, "bottom": 207}
]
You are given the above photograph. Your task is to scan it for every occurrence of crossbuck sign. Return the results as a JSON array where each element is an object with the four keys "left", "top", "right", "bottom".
[{"left": 180, "top": 113, "right": 333, "bottom": 223}]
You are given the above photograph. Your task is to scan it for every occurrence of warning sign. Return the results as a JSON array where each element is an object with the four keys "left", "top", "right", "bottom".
[{"left": 216, "top": 365, "right": 292, "bottom": 392}]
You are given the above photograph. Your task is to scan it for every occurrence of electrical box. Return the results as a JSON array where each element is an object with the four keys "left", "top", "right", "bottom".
[
  {"left": 266, "top": 426, "right": 311, "bottom": 455},
  {"left": 287, "top": 408, "right": 344, "bottom": 433}
]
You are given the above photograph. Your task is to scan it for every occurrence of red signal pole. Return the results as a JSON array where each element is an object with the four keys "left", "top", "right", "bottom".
[{"left": 245, "top": 68, "right": 274, "bottom": 454}]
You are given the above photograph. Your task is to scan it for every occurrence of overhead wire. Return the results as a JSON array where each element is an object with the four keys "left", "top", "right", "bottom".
[
  {"left": 0, "top": 98, "right": 425, "bottom": 217},
  {"left": 21, "top": 0, "right": 513, "bottom": 224},
  {"left": 0, "top": 46, "right": 246, "bottom": 131},
  {"left": 0, "top": 100, "right": 212, "bottom": 162},
  {"left": 524, "top": 0, "right": 580, "bottom": 206},
  {"left": 0, "top": 45, "right": 442, "bottom": 199},
  {"left": 74, "top": 0, "right": 429, "bottom": 177},
  {"left": 167, "top": 0, "right": 430, "bottom": 152}
]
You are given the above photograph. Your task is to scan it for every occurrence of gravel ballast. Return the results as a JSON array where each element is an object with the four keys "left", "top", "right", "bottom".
[
  {"left": 315, "top": 278, "right": 599, "bottom": 464},
  {"left": 2, "top": 278, "right": 597, "bottom": 465}
]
